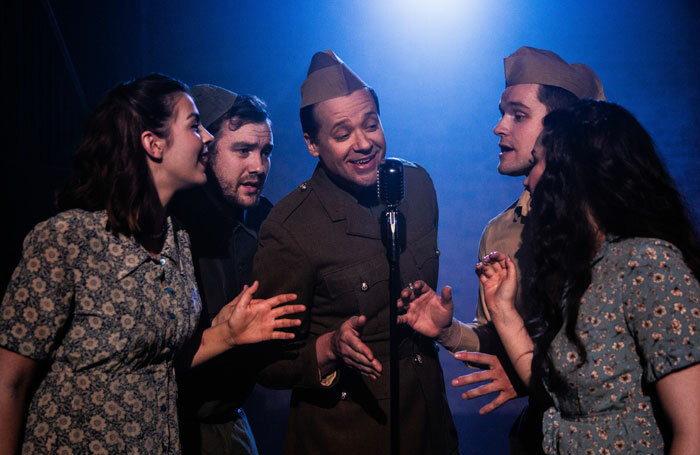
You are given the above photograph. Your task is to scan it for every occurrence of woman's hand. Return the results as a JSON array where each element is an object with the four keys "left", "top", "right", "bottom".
[
  {"left": 476, "top": 252, "right": 518, "bottom": 324},
  {"left": 215, "top": 281, "right": 303, "bottom": 347}
]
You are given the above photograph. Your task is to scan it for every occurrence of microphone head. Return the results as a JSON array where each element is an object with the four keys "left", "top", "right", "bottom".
[{"left": 377, "top": 158, "right": 405, "bottom": 207}]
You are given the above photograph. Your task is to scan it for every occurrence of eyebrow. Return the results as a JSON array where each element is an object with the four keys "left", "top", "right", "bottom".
[
  {"left": 186, "top": 112, "right": 200, "bottom": 121},
  {"left": 231, "top": 141, "right": 268, "bottom": 148},
  {"left": 505, "top": 101, "right": 531, "bottom": 111}
]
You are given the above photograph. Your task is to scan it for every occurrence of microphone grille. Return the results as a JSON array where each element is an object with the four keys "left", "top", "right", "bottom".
[{"left": 377, "top": 158, "right": 405, "bottom": 206}]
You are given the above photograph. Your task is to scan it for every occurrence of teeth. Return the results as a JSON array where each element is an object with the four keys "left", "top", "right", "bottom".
[{"left": 351, "top": 157, "right": 372, "bottom": 165}]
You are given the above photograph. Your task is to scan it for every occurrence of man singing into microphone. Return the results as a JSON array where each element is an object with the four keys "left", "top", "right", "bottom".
[{"left": 252, "top": 50, "right": 458, "bottom": 454}]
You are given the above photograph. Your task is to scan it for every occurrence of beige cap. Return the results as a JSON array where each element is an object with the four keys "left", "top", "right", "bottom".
[
  {"left": 505, "top": 46, "right": 605, "bottom": 100},
  {"left": 191, "top": 84, "right": 238, "bottom": 129},
  {"left": 300, "top": 50, "right": 368, "bottom": 108}
]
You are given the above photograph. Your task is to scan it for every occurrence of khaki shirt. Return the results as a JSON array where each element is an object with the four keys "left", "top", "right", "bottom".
[{"left": 443, "top": 190, "right": 531, "bottom": 353}]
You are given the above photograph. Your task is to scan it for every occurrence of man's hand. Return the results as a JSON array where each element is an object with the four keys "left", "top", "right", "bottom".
[
  {"left": 330, "top": 315, "right": 382, "bottom": 379},
  {"left": 451, "top": 351, "right": 517, "bottom": 414},
  {"left": 397, "top": 280, "right": 453, "bottom": 338}
]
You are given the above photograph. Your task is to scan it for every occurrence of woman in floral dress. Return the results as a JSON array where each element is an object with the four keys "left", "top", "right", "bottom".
[
  {"left": 479, "top": 100, "right": 700, "bottom": 454},
  {"left": 0, "top": 74, "right": 303, "bottom": 454}
]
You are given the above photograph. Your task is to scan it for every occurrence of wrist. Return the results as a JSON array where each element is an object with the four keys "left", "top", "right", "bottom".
[
  {"left": 316, "top": 332, "right": 337, "bottom": 376},
  {"left": 437, "top": 318, "right": 460, "bottom": 346}
]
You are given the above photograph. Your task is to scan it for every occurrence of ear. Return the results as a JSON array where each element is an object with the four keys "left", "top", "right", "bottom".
[
  {"left": 142, "top": 130, "right": 165, "bottom": 162},
  {"left": 303, "top": 133, "right": 319, "bottom": 158}
]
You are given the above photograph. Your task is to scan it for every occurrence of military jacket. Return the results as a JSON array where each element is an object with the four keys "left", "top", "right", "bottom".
[{"left": 253, "top": 163, "right": 458, "bottom": 455}]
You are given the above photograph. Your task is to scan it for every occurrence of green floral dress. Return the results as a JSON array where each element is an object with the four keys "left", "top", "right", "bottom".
[
  {"left": 542, "top": 237, "right": 700, "bottom": 454},
  {"left": 0, "top": 210, "right": 201, "bottom": 454}
]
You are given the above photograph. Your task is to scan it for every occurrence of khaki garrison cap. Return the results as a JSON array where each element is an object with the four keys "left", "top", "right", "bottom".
[
  {"left": 300, "top": 50, "right": 368, "bottom": 108},
  {"left": 190, "top": 84, "right": 239, "bottom": 129},
  {"left": 505, "top": 46, "right": 606, "bottom": 100}
]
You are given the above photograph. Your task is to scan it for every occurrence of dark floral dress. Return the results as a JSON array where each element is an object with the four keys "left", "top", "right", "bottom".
[
  {"left": 542, "top": 237, "right": 700, "bottom": 454},
  {"left": 0, "top": 210, "right": 201, "bottom": 454}
]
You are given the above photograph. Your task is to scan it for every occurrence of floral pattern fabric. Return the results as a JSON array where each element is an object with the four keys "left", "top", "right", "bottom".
[
  {"left": 0, "top": 210, "right": 201, "bottom": 454},
  {"left": 542, "top": 237, "right": 700, "bottom": 454}
]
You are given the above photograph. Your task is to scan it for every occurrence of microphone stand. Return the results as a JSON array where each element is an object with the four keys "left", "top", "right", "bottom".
[
  {"left": 378, "top": 158, "right": 404, "bottom": 455},
  {"left": 384, "top": 204, "right": 401, "bottom": 455}
]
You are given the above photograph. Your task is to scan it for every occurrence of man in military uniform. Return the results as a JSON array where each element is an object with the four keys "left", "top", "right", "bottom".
[
  {"left": 252, "top": 50, "right": 458, "bottom": 454},
  {"left": 173, "top": 85, "right": 274, "bottom": 455}
]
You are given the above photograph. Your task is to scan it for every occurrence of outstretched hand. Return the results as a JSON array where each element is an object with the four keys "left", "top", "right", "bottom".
[
  {"left": 397, "top": 280, "right": 453, "bottom": 338},
  {"left": 331, "top": 315, "right": 382, "bottom": 379},
  {"left": 476, "top": 252, "right": 518, "bottom": 323},
  {"left": 451, "top": 351, "right": 518, "bottom": 414},
  {"left": 215, "top": 281, "right": 304, "bottom": 347}
]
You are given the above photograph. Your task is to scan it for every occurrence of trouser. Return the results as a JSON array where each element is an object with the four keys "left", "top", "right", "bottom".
[{"left": 183, "top": 408, "right": 259, "bottom": 455}]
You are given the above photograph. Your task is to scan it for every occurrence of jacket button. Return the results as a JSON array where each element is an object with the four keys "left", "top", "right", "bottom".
[
  {"left": 360, "top": 282, "right": 369, "bottom": 292},
  {"left": 413, "top": 353, "right": 423, "bottom": 364},
  {"left": 435, "top": 249, "right": 440, "bottom": 257},
  {"left": 299, "top": 182, "right": 308, "bottom": 191},
  {"left": 340, "top": 391, "right": 348, "bottom": 400},
  {"left": 159, "top": 258, "right": 166, "bottom": 265}
]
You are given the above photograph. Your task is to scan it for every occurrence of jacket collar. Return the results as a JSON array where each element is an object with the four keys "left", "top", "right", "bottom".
[{"left": 310, "top": 164, "right": 384, "bottom": 239}]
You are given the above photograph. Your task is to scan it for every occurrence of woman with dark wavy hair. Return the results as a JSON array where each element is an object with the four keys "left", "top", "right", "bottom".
[
  {"left": 0, "top": 74, "right": 303, "bottom": 454},
  {"left": 479, "top": 100, "right": 700, "bottom": 454}
]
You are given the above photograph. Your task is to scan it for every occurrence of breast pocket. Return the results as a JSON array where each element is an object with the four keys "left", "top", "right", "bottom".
[
  {"left": 322, "top": 255, "right": 390, "bottom": 324},
  {"left": 407, "top": 230, "right": 439, "bottom": 287}
]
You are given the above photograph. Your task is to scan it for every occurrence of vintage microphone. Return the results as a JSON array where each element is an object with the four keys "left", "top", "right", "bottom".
[{"left": 377, "top": 158, "right": 404, "bottom": 455}]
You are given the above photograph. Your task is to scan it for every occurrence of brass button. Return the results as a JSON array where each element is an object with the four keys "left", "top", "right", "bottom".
[
  {"left": 412, "top": 353, "right": 423, "bottom": 364},
  {"left": 360, "top": 282, "right": 369, "bottom": 292},
  {"left": 299, "top": 182, "right": 308, "bottom": 191},
  {"left": 435, "top": 249, "right": 440, "bottom": 257}
]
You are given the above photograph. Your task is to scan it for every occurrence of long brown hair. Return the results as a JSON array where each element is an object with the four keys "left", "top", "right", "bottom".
[{"left": 57, "top": 74, "right": 189, "bottom": 236}]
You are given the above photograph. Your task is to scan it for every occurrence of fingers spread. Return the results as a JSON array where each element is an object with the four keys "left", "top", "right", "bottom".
[{"left": 454, "top": 351, "right": 498, "bottom": 366}]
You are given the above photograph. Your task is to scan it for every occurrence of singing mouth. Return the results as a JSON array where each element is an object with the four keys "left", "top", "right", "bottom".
[
  {"left": 198, "top": 148, "right": 209, "bottom": 165},
  {"left": 499, "top": 144, "right": 514, "bottom": 153},
  {"left": 349, "top": 153, "right": 376, "bottom": 166}
]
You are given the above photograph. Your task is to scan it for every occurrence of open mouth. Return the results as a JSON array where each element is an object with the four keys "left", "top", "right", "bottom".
[
  {"left": 499, "top": 144, "right": 514, "bottom": 154},
  {"left": 238, "top": 179, "right": 263, "bottom": 194},
  {"left": 349, "top": 153, "right": 377, "bottom": 168},
  {"left": 197, "top": 148, "right": 209, "bottom": 166}
]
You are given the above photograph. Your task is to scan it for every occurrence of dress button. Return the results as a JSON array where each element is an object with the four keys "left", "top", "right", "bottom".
[
  {"left": 159, "top": 258, "right": 166, "bottom": 265},
  {"left": 360, "top": 282, "right": 369, "bottom": 292},
  {"left": 160, "top": 405, "right": 167, "bottom": 412},
  {"left": 340, "top": 391, "right": 348, "bottom": 400},
  {"left": 169, "top": 313, "right": 176, "bottom": 319},
  {"left": 413, "top": 353, "right": 423, "bottom": 364},
  {"left": 435, "top": 249, "right": 440, "bottom": 257},
  {"left": 299, "top": 182, "right": 308, "bottom": 191},
  {"left": 165, "top": 287, "right": 175, "bottom": 295}
]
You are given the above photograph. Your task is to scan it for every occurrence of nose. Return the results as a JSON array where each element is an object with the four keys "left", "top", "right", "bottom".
[
  {"left": 247, "top": 151, "right": 267, "bottom": 175},
  {"left": 201, "top": 125, "right": 214, "bottom": 146},
  {"left": 493, "top": 116, "right": 507, "bottom": 137},
  {"left": 353, "top": 130, "right": 372, "bottom": 154}
]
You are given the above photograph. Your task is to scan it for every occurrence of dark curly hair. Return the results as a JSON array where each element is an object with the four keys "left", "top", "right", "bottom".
[
  {"left": 56, "top": 74, "right": 189, "bottom": 236},
  {"left": 525, "top": 100, "right": 700, "bottom": 391}
]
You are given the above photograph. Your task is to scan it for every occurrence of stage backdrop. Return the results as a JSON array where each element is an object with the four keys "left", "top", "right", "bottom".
[{"left": 3, "top": 1, "right": 698, "bottom": 453}]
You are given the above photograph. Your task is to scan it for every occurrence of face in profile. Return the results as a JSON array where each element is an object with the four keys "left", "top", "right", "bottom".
[
  {"left": 304, "top": 89, "right": 386, "bottom": 189},
  {"left": 160, "top": 93, "right": 214, "bottom": 191},
  {"left": 523, "top": 131, "right": 546, "bottom": 194},
  {"left": 493, "top": 83, "right": 548, "bottom": 177},
  {"left": 209, "top": 119, "right": 272, "bottom": 208}
]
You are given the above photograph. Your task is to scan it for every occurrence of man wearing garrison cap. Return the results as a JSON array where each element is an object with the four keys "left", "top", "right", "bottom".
[
  {"left": 252, "top": 50, "right": 458, "bottom": 454},
  {"left": 172, "top": 85, "right": 274, "bottom": 455},
  {"left": 400, "top": 46, "right": 606, "bottom": 455}
]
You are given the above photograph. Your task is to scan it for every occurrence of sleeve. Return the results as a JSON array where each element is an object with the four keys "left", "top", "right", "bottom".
[
  {"left": 0, "top": 217, "right": 76, "bottom": 360},
  {"left": 252, "top": 218, "right": 326, "bottom": 390},
  {"left": 622, "top": 240, "right": 700, "bottom": 383}
]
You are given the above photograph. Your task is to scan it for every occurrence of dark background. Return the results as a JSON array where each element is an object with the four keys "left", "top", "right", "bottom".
[{"left": 2, "top": 1, "right": 699, "bottom": 453}]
